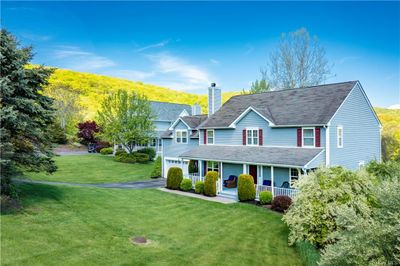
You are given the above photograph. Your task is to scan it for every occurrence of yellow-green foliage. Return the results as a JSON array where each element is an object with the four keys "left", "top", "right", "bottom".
[
  {"left": 238, "top": 174, "right": 256, "bottom": 201},
  {"left": 204, "top": 171, "right": 219, "bottom": 197},
  {"left": 375, "top": 107, "right": 400, "bottom": 161},
  {"left": 43, "top": 67, "right": 238, "bottom": 121},
  {"left": 166, "top": 167, "right": 183, "bottom": 190}
]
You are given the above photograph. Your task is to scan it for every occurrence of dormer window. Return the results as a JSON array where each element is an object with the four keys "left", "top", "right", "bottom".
[
  {"left": 246, "top": 128, "right": 259, "bottom": 146},
  {"left": 176, "top": 130, "right": 188, "bottom": 144},
  {"left": 302, "top": 128, "right": 315, "bottom": 147}
]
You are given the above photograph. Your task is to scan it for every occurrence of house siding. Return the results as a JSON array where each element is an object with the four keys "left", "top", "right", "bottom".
[
  {"left": 222, "top": 163, "right": 242, "bottom": 182},
  {"left": 262, "top": 166, "right": 289, "bottom": 187},
  {"left": 329, "top": 84, "right": 381, "bottom": 170}
]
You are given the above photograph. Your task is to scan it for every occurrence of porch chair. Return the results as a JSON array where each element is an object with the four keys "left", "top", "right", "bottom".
[
  {"left": 262, "top": 180, "right": 276, "bottom": 186},
  {"left": 224, "top": 175, "right": 237, "bottom": 188},
  {"left": 281, "top": 181, "right": 290, "bottom": 188}
]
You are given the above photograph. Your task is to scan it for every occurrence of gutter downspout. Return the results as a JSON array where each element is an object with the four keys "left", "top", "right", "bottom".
[{"left": 325, "top": 124, "right": 330, "bottom": 167}]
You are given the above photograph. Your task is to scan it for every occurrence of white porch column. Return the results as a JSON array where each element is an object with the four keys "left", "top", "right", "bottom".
[
  {"left": 219, "top": 162, "right": 223, "bottom": 193},
  {"left": 199, "top": 160, "right": 203, "bottom": 178},
  {"left": 243, "top": 164, "right": 247, "bottom": 174},
  {"left": 258, "top": 165, "right": 263, "bottom": 185},
  {"left": 271, "top": 166, "right": 275, "bottom": 197}
]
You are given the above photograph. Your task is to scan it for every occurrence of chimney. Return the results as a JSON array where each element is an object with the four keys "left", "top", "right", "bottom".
[
  {"left": 208, "top": 83, "right": 221, "bottom": 117},
  {"left": 192, "top": 104, "right": 202, "bottom": 115}
]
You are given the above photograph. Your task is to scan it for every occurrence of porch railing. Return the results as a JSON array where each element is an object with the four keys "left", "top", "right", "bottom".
[
  {"left": 188, "top": 173, "right": 204, "bottom": 187},
  {"left": 256, "top": 185, "right": 299, "bottom": 199}
]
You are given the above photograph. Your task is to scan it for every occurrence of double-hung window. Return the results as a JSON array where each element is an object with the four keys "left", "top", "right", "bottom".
[
  {"left": 337, "top": 126, "right": 343, "bottom": 148},
  {"left": 176, "top": 130, "right": 188, "bottom": 144},
  {"left": 302, "top": 128, "right": 315, "bottom": 147},
  {"left": 290, "top": 168, "right": 299, "bottom": 187},
  {"left": 207, "top": 161, "right": 219, "bottom": 173},
  {"left": 246, "top": 128, "right": 258, "bottom": 145},
  {"left": 207, "top": 130, "right": 214, "bottom": 144}
]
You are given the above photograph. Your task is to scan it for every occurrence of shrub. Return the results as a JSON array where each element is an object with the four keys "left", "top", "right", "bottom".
[
  {"left": 195, "top": 181, "right": 205, "bottom": 194},
  {"left": 150, "top": 156, "right": 162, "bottom": 178},
  {"left": 115, "top": 148, "right": 127, "bottom": 156},
  {"left": 188, "top": 160, "right": 198, "bottom": 174},
  {"left": 238, "top": 174, "right": 256, "bottom": 201},
  {"left": 283, "top": 167, "right": 376, "bottom": 248},
  {"left": 95, "top": 141, "right": 111, "bottom": 153},
  {"left": 133, "top": 152, "right": 150, "bottom": 163},
  {"left": 271, "top": 195, "right": 292, "bottom": 212},
  {"left": 137, "top": 147, "right": 156, "bottom": 161},
  {"left": 180, "top": 179, "right": 193, "bottom": 191},
  {"left": 100, "top": 147, "right": 113, "bottom": 155},
  {"left": 366, "top": 160, "right": 400, "bottom": 180},
  {"left": 259, "top": 191, "right": 273, "bottom": 205},
  {"left": 115, "top": 153, "right": 136, "bottom": 163},
  {"left": 77, "top": 120, "right": 100, "bottom": 145},
  {"left": 166, "top": 167, "right": 183, "bottom": 190},
  {"left": 204, "top": 171, "right": 219, "bottom": 197}
]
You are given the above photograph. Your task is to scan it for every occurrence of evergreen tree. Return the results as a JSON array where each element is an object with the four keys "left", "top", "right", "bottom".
[{"left": 0, "top": 29, "right": 56, "bottom": 195}]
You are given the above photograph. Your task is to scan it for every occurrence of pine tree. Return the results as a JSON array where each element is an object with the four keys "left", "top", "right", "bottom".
[{"left": 0, "top": 29, "right": 56, "bottom": 195}]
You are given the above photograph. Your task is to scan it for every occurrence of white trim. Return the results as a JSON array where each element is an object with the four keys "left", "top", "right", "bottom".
[
  {"left": 325, "top": 125, "right": 330, "bottom": 166},
  {"left": 175, "top": 130, "right": 188, "bottom": 144},
  {"left": 302, "top": 127, "right": 316, "bottom": 147},
  {"left": 337, "top": 125, "right": 343, "bottom": 148},
  {"left": 270, "top": 124, "right": 326, "bottom": 128},
  {"left": 289, "top": 168, "right": 300, "bottom": 188},
  {"left": 303, "top": 149, "right": 326, "bottom": 169},
  {"left": 271, "top": 166, "right": 274, "bottom": 197},
  {"left": 246, "top": 127, "right": 259, "bottom": 146},
  {"left": 179, "top": 109, "right": 190, "bottom": 117},
  {"left": 169, "top": 117, "right": 192, "bottom": 131},
  {"left": 243, "top": 164, "right": 247, "bottom": 174},
  {"left": 228, "top": 106, "right": 275, "bottom": 128},
  {"left": 206, "top": 129, "right": 215, "bottom": 145}
]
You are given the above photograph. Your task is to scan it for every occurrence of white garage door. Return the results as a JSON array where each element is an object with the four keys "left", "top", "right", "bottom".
[{"left": 165, "top": 158, "right": 189, "bottom": 177}]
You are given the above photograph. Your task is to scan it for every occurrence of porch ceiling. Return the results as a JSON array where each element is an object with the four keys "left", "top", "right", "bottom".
[{"left": 179, "top": 145, "right": 324, "bottom": 168}]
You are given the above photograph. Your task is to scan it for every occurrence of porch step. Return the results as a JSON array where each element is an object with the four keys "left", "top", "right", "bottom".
[{"left": 218, "top": 192, "right": 238, "bottom": 200}]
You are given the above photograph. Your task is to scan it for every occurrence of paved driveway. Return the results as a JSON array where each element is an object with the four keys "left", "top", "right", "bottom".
[{"left": 14, "top": 178, "right": 165, "bottom": 189}]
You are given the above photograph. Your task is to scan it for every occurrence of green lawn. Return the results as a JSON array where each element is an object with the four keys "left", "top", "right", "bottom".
[
  {"left": 1, "top": 184, "right": 304, "bottom": 265},
  {"left": 25, "top": 154, "right": 155, "bottom": 183}
]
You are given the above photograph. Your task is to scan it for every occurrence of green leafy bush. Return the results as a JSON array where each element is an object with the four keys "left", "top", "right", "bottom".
[
  {"left": 150, "top": 156, "right": 162, "bottom": 178},
  {"left": 259, "top": 191, "right": 273, "bottom": 205},
  {"left": 115, "top": 153, "right": 136, "bottom": 163},
  {"left": 100, "top": 147, "right": 113, "bottom": 155},
  {"left": 137, "top": 148, "right": 156, "bottom": 161},
  {"left": 166, "top": 167, "right": 183, "bottom": 190},
  {"left": 366, "top": 160, "right": 400, "bottom": 180},
  {"left": 195, "top": 181, "right": 205, "bottom": 194},
  {"left": 204, "top": 171, "right": 219, "bottom": 197},
  {"left": 133, "top": 152, "right": 150, "bottom": 163},
  {"left": 283, "top": 167, "right": 376, "bottom": 248},
  {"left": 115, "top": 148, "right": 126, "bottom": 156},
  {"left": 271, "top": 195, "right": 292, "bottom": 212},
  {"left": 180, "top": 179, "right": 193, "bottom": 191},
  {"left": 238, "top": 174, "right": 256, "bottom": 201},
  {"left": 188, "top": 160, "right": 198, "bottom": 174}
]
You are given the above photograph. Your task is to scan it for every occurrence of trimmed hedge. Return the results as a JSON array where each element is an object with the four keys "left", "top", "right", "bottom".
[
  {"left": 259, "top": 191, "right": 273, "bottom": 205},
  {"left": 114, "top": 152, "right": 149, "bottom": 164},
  {"left": 180, "top": 179, "right": 193, "bottom": 191},
  {"left": 204, "top": 171, "right": 219, "bottom": 197},
  {"left": 115, "top": 148, "right": 127, "bottom": 156},
  {"left": 100, "top": 147, "right": 113, "bottom": 155},
  {"left": 133, "top": 152, "right": 150, "bottom": 163},
  {"left": 150, "top": 156, "right": 162, "bottom": 178},
  {"left": 137, "top": 148, "right": 156, "bottom": 161},
  {"left": 166, "top": 167, "right": 183, "bottom": 190},
  {"left": 271, "top": 195, "right": 292, "bottom": 212},
  {"left": 195, "top": 181, "right": 205, "bottom": 194},
  {"left": 238, "top": 174, "right": 256, "bottom": 201}
]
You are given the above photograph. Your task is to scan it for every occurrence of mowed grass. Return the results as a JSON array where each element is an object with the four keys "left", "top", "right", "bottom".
[
  {"left": 1, "top": 184, "right": 303, "bottom": 266},
  {"left": 25, "top": 154, "right": 154, "bottom": 183}
]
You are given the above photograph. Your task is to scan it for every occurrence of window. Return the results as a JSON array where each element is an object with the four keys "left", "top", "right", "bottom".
[
  {"left": 207, "top": 130, "right": 214, "bottom": 144},
  {"left": 290, "top": 168, "right": 299, "bottom": 187},
  {"left": 207, "top": 161, "right": 219, "bottom": 173},
  {"left": 176, "top": 130, "right": 188, "bottom": 144},
  {"left": 246, "top": 128, "right": 258, "bottom": 145},
  {"left": 337, "top": 126, "right": 343, "bottom": 148},
  {"left": 150, "top": 138, "right": 156, "bottom": 147},
  {"left": 302, "top": 128, "right": 315, "bottom": 147}
]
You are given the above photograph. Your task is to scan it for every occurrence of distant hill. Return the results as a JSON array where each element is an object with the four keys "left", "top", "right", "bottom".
[
  {"left": 45, "top": 68, "right": 238, "bottom": 120},
  {"left": 375, "top": 107, "right": 400, "bottom": 161}
]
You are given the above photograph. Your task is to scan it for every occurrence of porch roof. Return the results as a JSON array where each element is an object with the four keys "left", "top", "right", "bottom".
[{"left": 180, "top": 145, "right": 324, "bottom": 168}]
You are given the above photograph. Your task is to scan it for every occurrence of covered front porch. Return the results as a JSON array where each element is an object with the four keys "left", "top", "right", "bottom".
[{"left": 180, "top": 145, "right": 325, "bottom": 200}]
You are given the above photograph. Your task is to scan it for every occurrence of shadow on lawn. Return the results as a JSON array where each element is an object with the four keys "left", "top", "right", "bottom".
[{"left": 1, "top": 183, "right": 65, "bottom": 215}]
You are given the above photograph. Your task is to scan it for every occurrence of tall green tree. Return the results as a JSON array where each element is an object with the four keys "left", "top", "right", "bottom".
[
  {"left": 268, "top": 28, "right": 332, "bottom": 89},
  {"left": 0, "top": 30, "right": 56, "bottom": 194},
  {"left": 97, "top": 90, "right": 155, "bottom": 153}
]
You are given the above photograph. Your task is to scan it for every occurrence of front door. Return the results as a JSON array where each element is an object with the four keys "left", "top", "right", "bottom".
[{"left": 249, "top": 165, "right": 257, "bottom": 184}]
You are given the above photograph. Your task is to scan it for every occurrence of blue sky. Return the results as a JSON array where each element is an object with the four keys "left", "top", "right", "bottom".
[{"left": 2, "top": 1, "right": 399, "bottom": 108}]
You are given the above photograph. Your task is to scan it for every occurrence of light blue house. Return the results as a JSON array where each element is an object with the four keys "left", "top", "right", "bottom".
[{"left": 161, "top": 81, "right": 381, "bottom": 199}]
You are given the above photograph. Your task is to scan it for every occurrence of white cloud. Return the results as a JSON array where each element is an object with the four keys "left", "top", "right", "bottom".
[
  {"left": 105, "top": 69, "right": 155, "bottom": 80},
  {"left": 135, "top": 40, "right": 169, "bottom": 53},
  {"left": 388, "top": 104, "right": 400, "bottom": 110},
  {"left": 210, "top": 59, "right": 220, "bottom": 65},
  {"left": 20, "top": 32, "right": 51, "bottom": 42},
  {"left": 147, "top": 53, "right": 211, "bottom": 90},
  {"left": 53, "top": 46, "right": 116, "bottom": 71}
]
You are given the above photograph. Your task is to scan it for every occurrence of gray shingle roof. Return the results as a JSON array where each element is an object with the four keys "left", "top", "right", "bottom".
[
  {"left": 181, "top": 115, "right": 208, "bottom": 128},
  {"left": 201, "top": 81, "right": 357, "bottom": 128},
  {"left": 180, "top": 145, "right": 324, "bottom": 167},
  {"left": 150, "top": 101, "right": 192, "bottom": 121}
]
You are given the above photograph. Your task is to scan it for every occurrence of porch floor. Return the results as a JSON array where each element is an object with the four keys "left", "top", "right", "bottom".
[{"left": 222, "top": 187, "right": 237, "bottom": 195}]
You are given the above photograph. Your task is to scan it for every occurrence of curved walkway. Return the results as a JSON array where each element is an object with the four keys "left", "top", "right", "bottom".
[{"left": 14, "top": 178, "right": 165, "bottom": 189}]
